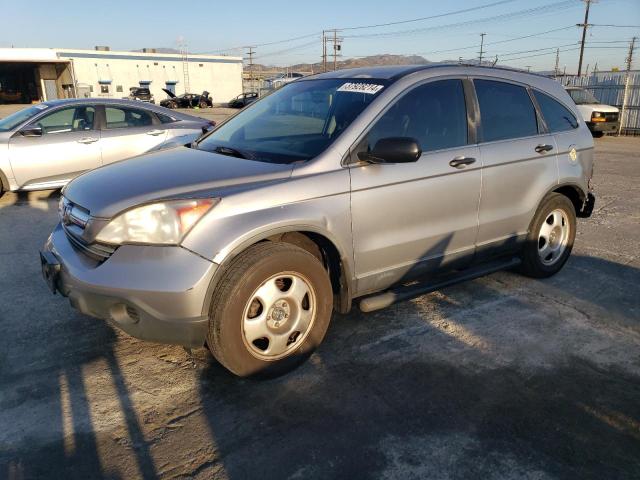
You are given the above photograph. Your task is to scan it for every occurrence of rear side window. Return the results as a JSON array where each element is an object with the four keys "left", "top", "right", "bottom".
[
  {"left": 475, "top": 80, "right": 538, "bottom": 142},
  {"left": 364, "top": 79, "right": 468, "bottom": 153},
  {"left": 157, "top": 113, "right": 176, "bottom": 124},
  {"left": 105, "top": 106, "right": 154, "bottom": 129},
  {"left": 533, "top": 90, "right": 578, "bottom": 132}
]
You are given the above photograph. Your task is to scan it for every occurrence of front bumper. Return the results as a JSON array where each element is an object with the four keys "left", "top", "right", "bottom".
[
  {"left": 41, "top": 223, "right": 218, "bottom": 348},
  {"left": 587, "top": 121, "right": 619, "bottom": 133}
]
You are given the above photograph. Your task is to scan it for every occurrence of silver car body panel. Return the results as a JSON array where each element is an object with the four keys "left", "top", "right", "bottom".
[{"left": 42, "top": 65, "right": 594, "bottom": 347}]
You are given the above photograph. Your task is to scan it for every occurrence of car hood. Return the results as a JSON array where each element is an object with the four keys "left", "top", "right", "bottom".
[
  {"left": 162, "top": 88, "right": 177, "bottom": 98},
  {"left": 576, "top": 103, "right": 619, "bottom": 113},
  {"left": 63, "top": 147, "right": 294, "bottom": 218}
]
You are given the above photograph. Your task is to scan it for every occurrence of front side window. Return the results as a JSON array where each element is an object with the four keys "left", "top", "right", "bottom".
[
  {"left": 105, "top": 106, "right": 154, "bottom": 129},
  {"left": 360, "top": 79, "right": 468, "bottom": 155},
  {"left": 533, "top": 90, "right": 578, "bottom": 132},
  {"left": 475, "top": 79, "right": 538, "bottom": 142},
  {"left": 198, "top": 78, "right": 386, "bottom": 164},
  {"left": 30, "top": 106, "right": 95, "bottom": 134}
]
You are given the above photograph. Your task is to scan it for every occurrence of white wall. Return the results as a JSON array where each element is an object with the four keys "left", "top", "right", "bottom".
[{"left": 56, "top": 49, "right": 243, "bottom": 104}]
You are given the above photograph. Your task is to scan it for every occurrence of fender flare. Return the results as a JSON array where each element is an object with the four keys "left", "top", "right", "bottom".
[{"left": 200, "top": 224, "right": 354, "bottom": 317}]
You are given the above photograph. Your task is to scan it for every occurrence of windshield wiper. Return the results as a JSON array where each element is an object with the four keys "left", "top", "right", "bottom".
[{"left": 213, "top": 146, "right": 248, "bottom": 159}]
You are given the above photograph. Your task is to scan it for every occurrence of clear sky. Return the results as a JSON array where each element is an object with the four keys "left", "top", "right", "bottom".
[{"left": 2, "top": 0, "right": 639, "bottom": 72}]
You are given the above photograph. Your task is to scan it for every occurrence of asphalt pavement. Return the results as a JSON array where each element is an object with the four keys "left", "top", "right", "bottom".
[{"left": 0, "top": 133, "right": 638, "bottom": 479}]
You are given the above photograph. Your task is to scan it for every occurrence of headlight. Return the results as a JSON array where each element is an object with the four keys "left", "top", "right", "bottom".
[
  {"left": 591, "top": 112, "right": 605, "bottom": 122},
  {"left": 96, "top": 198, "right": 218, "bottom": 245}
]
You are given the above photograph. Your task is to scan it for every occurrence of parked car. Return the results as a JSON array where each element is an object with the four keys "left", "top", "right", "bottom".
[
  {"left": 41, "top": 65, "right": 595, "bottom": 377},
  {"left": 565, "top": 86, "right": 619, "bottom": 137},
  {"left": 160, "top": 90, "right": 213, "bottom": 109},
  {"left": 127, "top": 87, "right": 155, "bottom": 104},
  {"left": 228, "top": 92, "right": 258, "bottom": 108},
  {"left": 0, "top": 99, "right": 215, "bottom": 196},
  {"left": 265, "top": 72, "right": 304, "bottom": 89}
]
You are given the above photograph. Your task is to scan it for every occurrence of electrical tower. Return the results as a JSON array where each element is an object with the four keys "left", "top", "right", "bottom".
[
  {"left": 554, "top": 48, "right": 560, "bottom": 77},
  {"left": 178, "top": 41, "right": 190, "bottom": 94},
  {"left": 478, "top": 33, "right": 486, "bottom": 65},
  {"left": 577, "top": 0, "right": 595, "bottom": 76}
]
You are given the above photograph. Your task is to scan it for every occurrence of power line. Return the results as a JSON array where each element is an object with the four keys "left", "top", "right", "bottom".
[
  {"left": 342, "top": 0, "right": 578, "bottom": 39},
  {"left": 335, "top": 0, "right": 518, "bottom": 31}
]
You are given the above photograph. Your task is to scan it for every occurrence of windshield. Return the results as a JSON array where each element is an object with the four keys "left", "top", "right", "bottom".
[
  {"left": 567, "top": 88, "right": 599, "bottom": 105},
  {"left": 198, "top": 78, "right": 386, "bottom": 164},
  {"left": 0, "top": 105, "right": 47, "bottom": 132}
]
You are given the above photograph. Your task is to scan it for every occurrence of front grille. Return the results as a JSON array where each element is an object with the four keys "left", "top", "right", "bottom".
[
  {"left": 63, "top": 224, "right": 117, "bottom": 261},
  {"left": 604, "top": 112, "right": 619, "bottom": 122},
  {"left": 60, "top": 197, "right": 116, "bottom": 261}
]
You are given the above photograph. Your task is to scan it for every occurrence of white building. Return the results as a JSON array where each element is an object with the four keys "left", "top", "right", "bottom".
[{"left": 0, "top": 47, "right": 243, "bottom": 105}]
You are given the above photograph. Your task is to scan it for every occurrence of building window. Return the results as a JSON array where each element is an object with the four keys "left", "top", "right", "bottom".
[
  {"left": 116, "top": 85, "right": 123, "bottom": 93},
  {"left": 199, "top": 63, "right": 203, "bottom": 67},
  {"left": 89, "top": 85, "right": 94, "bottom": 92},
  {"left": 154, "top": 62, "right": 158, "bottom": 66},
  {"left": 100, "top": 85, "right": 109, "bottom": 94}
]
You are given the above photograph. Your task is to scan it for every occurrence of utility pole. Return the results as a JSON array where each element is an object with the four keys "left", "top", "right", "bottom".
[
  {"left": 525, "top": 65, "right": 531, "bottom": 72},
  {"left": 492, "top": 55, "right": 498, "bottom": 66},
  {"left": 554, "top": 48, "right": 560, "bottom": 77},
  {"left": 478, "top": 33, "right": 486, "bottom": 65},
  {"left": 245, "top": 46, "right": 255, "bottom": 93},
  {"left": 322, "top": 30, "right": 327, "bottom": 73},
  {"left": 330, "top": 29, "right": 342, "bottom": 71},
  {"left": 577, "top": 0, "right": 594, "bottom": 76},
  {"left": 619, "top": 36, "right": 637, "bottom": 135}
]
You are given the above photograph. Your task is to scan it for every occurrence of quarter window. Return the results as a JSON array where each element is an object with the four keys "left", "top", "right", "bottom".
[
  {"left": 362, "top": 79, "right": 468, "bottom": 154},
  {"left": 533, "top": 90, "right": 578, "bottom": 132},
  {"left": 475, "top": 80, "right": 538, "bottom": 142},
  {"left": 31, "top": 106, "right": 95, "bottom": 134},
  {"left": 105, "top": 107, "right": 154, "bottom": 129}
]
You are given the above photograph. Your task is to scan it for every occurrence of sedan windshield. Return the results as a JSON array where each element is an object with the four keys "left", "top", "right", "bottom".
[
  {"left": 567, "top": 88, "right": 599, "bottom": 105},
  {"left": 0, "top": 105, "right": 46, "bottom": 132},
  {"left": 198, "top": 78, "right": 387, "bottom": 164}
]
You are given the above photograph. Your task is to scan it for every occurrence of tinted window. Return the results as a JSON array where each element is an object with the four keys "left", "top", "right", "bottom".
[
  {"left": 105, "top": 106, "right": 154, "bottom": 129},
  {"left": 364, "top": 79, "right": 467, "bottom": 153},
  {"left": 157, "top": 113, "right": 176, "bottom": 124},
  {"left": 475, "top": 80, "right": 538, "bottom": 142},
  {"left": 32, "top": 106, "right": 95, "bottom": 134},
  {"left": 533, "top": 90, "right": 578, "bottom": 132}
]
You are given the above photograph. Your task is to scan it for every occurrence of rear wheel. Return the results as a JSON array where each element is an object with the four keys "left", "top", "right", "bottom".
[
  {"left": 519, "top": 193, "right": 576, "bottom": 278},
  {"left": 206, "top": 242, "right": 333, "bottom": 377}
]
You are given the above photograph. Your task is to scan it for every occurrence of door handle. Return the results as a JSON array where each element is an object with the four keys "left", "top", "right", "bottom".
[
  {"left": 535, "top": 144, "right": 554, "bottom": 154},
  {"left": 77, "top": 137, "right": 98, "bottom": 144},
  {"left": 146, "top": 129, "right": 166, "bottom": 136},
  {"left": 449, "top": 156, "right": 476, "bottom": 169}
]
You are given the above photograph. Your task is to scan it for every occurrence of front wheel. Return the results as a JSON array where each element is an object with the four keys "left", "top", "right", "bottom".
[
  {"left": 206, "top": 242, "right": 333, "bottom": 377},
  {"left": 519, "top": 193, "right": 576, "bottom": 278}
]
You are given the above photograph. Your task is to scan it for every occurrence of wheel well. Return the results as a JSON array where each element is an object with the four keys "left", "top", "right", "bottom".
[
  {"left": 266, "top": 231, "right": 352, "bottom": 314},
  {"left": 553, "top": 185, "right": 585, "bottom": 214},
  {"left": 0, "top": 169, "right": 8, "bottom": 192}
]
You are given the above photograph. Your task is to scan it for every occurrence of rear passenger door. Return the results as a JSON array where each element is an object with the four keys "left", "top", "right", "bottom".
[
  {"left": 474, "top": 79, "right": 558, "bottom": 259},
  {"left": 350, "top": 78, "right": 481, "bottom": 295},
  {"left": 98, "top": 105, "right": 168, "bottom": 165}
]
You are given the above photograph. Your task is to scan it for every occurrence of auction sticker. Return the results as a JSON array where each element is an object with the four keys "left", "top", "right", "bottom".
[
  {"left": 34, "top": 104, "right": 48, "bottom": 110},
  {"left": 337, "top": 82, "right": 384, "bottom": 95}
]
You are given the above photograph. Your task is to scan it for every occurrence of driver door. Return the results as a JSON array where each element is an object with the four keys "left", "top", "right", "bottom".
[
  {"left": 9, "top": 105, "right": 101, "bottom": 189},
  {"left": 349, "top": 78, "right": 482, "bottom": 295}
]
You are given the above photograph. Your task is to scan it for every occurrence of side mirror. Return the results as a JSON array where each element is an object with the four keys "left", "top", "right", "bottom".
[
  {"left": 357, "top": 137, "right": 422, "bottom": 164},
  {"left": 20, "top": 126, "right": 43, "bottom": 137}
]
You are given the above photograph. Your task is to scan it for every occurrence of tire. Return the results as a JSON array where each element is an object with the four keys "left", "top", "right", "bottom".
[
  {"left": 519, "top": 193, "right": 576, "bottom": 278},
  {"left": 206, "top": 241, "right": 333, "bottom": 377},
  {"left": 199, "top": 100, "right": 207, "bottom": 109}
]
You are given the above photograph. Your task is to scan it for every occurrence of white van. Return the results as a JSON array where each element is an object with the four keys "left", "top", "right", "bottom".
[{"left": 565, "top": 87, "right": 619, "bottom": 137}]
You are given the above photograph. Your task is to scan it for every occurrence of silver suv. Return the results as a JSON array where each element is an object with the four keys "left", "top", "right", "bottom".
[{"left": 41, "top": 65, "right": 595, "bottom": 377}]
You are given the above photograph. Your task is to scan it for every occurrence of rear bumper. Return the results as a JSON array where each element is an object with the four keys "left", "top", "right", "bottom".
[
  {"left": 587, "top": 121, "right": 619, "bottom": 133},
  {"left": 41, "top": 223, "right": 218, "bottom": 348}
]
